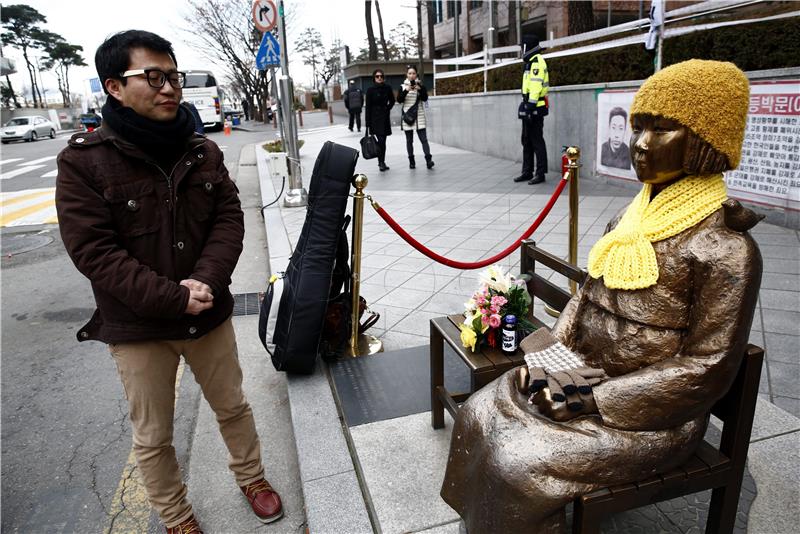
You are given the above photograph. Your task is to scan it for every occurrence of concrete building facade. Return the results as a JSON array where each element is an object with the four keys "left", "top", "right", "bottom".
[{"left": 420, "top": 1, "right": 701, "bottom": 58}]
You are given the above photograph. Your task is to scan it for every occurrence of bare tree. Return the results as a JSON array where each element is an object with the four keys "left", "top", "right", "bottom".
[
  {"left": 375, "top": 0, "right": 390, "bottom": 60},
  {"left": 1, "top": 47, "right": 20, "bottom": 107},
  {"left": 295, "top": 28, "right": 323, "bottom": 89},
  {"left": 318, "top": 39, "right": 343, "bottom": 88},
  {"left": 1, "top": 4, "right": 49, "bottom": 107},
  {"left": 426, "top": 0, "right": 436, "bottom": 59},
  {"left": 416, "top": 1, "right": 425, "bottom": 78},
  {"left": 508, "top": 2, "right": 518, "bottom": 46},
  {"left": 182, "top": 0, "right": 269, "bottom": 121},
  {"left": 568, "top": 1, "right": 595, "bottom": 35},
  {"left": 365, "top": 1, "right": 378, "bottom": 60},
  {"left": 389, "top": 22, "right": 417, "bottom": 60},
  {"left": 43, "top": 39, "right": 86, "bottom": 107}
]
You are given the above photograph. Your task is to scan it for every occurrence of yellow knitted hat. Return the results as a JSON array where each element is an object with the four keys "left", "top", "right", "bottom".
[{"left": 630, "top": 59, "right": 750, "bottom": 169}]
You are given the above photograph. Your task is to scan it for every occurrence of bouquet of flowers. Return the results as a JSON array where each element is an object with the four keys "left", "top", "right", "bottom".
[{"left": 459, "top": 265, "right": 535, "bottom": 351}]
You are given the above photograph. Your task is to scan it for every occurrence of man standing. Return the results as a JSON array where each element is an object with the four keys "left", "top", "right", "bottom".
[
  {"left": 600, "top": 106, "right": 632, "bottom": 169},
  {"left": 343, "top": 79, "right": 363, "bottom": 132},
  {"left": 513, "top": 35, "right": 549, "bottom": 185},
  {"left": 241, "top": 97, "right": 250, "bottom": 121},
  {"left": 55, "top": 30, "right": 282, "bottom": 533}
]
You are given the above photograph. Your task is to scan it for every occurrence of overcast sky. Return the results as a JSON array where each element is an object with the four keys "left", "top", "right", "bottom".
[{"left": 3, "top": 0, "right": 416, "bottom": 102}]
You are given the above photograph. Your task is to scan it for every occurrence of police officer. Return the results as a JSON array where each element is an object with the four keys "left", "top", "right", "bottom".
[{"left": 513, "top": 35, "right": 549, "bottom": 185}]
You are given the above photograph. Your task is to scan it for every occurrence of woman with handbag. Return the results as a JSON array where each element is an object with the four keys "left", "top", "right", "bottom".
[
  {"left": 397, "top": 65, "right": 434, "bottom": 169},
  {"left": 364, "top": 68, "right": 395, "bottom": 171}
]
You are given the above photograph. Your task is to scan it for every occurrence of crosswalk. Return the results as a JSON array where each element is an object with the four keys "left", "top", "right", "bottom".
[
  {"left": 1, "top": 155, "right": 59, "bottom": 227},
  {"left": 1, "top": 187, "right": 57, "bottom": 227},
  {"left": 0, "top": 143, "right": 228, "bottom": 228},
  {"left": 1, "top": 155, "right": 57, "bottom": 180}
]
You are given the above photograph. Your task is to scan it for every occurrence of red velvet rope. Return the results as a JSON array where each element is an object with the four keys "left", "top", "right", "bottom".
[{"left": 371, "top": 175, "right": 569, "bottom": 270}]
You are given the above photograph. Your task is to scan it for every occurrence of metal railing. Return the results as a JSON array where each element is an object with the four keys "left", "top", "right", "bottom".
[{"left": 431, "top": 0, "right": 794, "bottom": 90}]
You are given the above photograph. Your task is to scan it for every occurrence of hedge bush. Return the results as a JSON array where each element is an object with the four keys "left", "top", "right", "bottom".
[{"left": 436, "top": 18, "right": 799, "bottom": 95}]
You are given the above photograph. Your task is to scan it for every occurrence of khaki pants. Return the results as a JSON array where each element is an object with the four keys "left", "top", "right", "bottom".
[{"left": 110, "top": 318, "right": 264, "bottom": 527}]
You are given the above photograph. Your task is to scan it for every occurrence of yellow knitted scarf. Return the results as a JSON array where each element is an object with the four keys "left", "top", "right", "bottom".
[{"left": 588, "top": 174, "right": 727, "bottom": 290}]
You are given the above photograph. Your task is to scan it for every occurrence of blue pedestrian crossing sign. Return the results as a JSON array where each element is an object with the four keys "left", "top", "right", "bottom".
[{"left": 256, "top": 31, "right": 281, "bottom": 70}]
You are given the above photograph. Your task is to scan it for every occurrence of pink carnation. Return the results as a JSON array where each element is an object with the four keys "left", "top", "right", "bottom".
[
  {"left": 481, "top": 314, "right": 490, "bottom": 325},
  {"left": 488, "top": 314, "right": 501, "bottom": 328},
  {"left": 491, "top": 295, "right": 507, "bottom": 307}
]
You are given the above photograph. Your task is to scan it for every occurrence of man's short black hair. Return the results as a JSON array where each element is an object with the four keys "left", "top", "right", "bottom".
[
  {"left": 609, "top": 106, "right": 628, "bottom": 124},
  {"left": 95, "top": 30, "right": 177, "bottom": 94}
]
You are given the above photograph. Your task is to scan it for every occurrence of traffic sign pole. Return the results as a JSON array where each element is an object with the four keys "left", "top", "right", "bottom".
[{"left": 275, "top": 0, "right": 306, "bottom": 208}]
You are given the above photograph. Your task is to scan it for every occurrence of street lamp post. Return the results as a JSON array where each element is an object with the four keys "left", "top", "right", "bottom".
[{"left": 276, "top": 0, "right": 307, "bottom": 208}]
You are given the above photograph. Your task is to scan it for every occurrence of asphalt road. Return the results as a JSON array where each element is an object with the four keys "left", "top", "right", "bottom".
[{"left": 0, "top": 125, "right": 271, "bottom": 532}]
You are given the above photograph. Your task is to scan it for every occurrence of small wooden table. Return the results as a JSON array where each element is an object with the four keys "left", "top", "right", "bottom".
[{"left": 429, "top": 313, "right": 549, "bottom": 429}]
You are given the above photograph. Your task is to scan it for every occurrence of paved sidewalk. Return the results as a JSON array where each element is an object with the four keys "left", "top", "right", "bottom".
[{"left": 257, "top": 121, "right": 799, "bottom": 533}]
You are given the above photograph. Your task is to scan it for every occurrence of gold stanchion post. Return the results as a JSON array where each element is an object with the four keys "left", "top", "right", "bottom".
[
  {"left": 346, "top": 174, "right": 383, "bottom": 357},
  {"left": 545, "top": 146, "right": 580, "bottom": 318},
  {"left": 567, "top": 146, "right": 580, "bottom": 296}
]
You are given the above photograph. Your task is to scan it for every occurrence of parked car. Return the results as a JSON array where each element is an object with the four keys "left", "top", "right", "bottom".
[{"left": 1, "top": 116, "right": 56, "bottom": 144}]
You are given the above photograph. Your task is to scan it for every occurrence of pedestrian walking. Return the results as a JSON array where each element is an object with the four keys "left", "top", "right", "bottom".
[
  {"left": 513, "top": 34, "right": 549, "bottom": 185},
  {"left": 55, "top": 30, "right": 283, "bottom": 534},
  {"left": 364, "top": 68, "right": 394, "bottom": 171},
  {"left": 241, "top": 97, "right": 250, "bottom": 121},
  {"left": 343, "top": 79, "right": 363, "bottom": 132},
  {"left": 397, "top": 65, "right": 434, "bottom": 169}
]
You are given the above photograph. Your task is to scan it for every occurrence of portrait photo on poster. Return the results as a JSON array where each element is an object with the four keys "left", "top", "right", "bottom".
[{"left": 596, "top": 90, "right": 637, "bottom": 181}]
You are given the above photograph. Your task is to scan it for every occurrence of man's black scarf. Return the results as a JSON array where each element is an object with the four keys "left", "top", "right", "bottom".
[{"left": 101, "top": 96, "right": 195, "bottom": 161}]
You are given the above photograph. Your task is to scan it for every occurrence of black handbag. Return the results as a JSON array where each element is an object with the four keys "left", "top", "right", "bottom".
[
  {"left": 360, "top": 128, "right": 379, "bottom": 159},
  {"left": 402, "top": 102, "right": 419, "bottom": 126}
]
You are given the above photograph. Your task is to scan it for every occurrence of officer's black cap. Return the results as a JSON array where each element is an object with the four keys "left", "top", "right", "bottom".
[{"left": 521, "top": 34, "right": 545, "bottom": 55}]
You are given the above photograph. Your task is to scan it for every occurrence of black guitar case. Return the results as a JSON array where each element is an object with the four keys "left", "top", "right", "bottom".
[{"left": 261, "top": 141, "right": 358, "bottom": 374}]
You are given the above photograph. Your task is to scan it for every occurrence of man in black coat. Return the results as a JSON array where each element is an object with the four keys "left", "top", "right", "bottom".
[
  {"left": 364, "top": 68, "right": 394, "bottom": 171},
  {"left": 343, "top": 79, "right": 364, "bottom": 132}
]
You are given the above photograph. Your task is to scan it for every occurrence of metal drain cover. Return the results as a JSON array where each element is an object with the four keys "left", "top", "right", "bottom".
[{"left": 1, "top": 233, "right": 54, "bottom": 255}]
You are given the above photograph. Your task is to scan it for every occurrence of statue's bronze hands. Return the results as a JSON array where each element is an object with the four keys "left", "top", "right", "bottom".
[
  {"left": 532, "top": 388, "right": 599, "bottom": 422},
  {"left": 515, "top": 366, "right": 548, "bottom": 395},
  {"left": 527, "top": 366, "right": 606, "bottom": 421}
]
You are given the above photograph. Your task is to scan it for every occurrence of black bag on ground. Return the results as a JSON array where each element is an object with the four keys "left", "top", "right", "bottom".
[
  {"left": 317, "top": 219, "right": 380, "bottom": 361},
  {"left": 259, "top": 141, "right": 358, "bottom": 374},
  {"left": 360, "top": 128, "right": 379, "bottom": 159}
]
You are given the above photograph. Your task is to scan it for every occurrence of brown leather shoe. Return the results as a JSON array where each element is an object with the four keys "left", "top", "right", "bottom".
[
  {"left": 165, "top": 515, "right": 203, "bottom": 534},
  {"left": 241, "top": 478, "right": 283, "bottom": 523}
]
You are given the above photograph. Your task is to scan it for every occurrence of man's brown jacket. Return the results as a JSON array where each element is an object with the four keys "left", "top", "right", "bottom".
[{"left": 56, "top": 126, "right": 244, "bottom": 343}]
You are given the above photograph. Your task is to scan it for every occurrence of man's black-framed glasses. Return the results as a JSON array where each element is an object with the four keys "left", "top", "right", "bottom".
[
  {"left": 374, "top": 73, "right": 384, "bottom": 79},
  {"left": 120, "top": 69, "right": 187, "bottom": 89}
]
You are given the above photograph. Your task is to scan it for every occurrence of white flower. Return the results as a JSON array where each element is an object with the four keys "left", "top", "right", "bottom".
[
  {"left": 464, "top": 298, "right": 477, "bottom": 312},
  {"left": 479, "top": 265, "right": 512, "bottom": 294}
]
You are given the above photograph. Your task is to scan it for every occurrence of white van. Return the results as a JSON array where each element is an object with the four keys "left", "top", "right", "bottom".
[{"left": 182, "top": 70, "right": 225, "bottom": 131}]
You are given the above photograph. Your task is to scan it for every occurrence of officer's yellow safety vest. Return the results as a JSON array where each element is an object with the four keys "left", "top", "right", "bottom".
[{"left": 522, "top": 54, "right": 549, "bottom": 108}]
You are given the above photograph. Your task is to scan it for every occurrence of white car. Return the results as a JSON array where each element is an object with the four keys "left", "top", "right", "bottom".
[{"left": 1, "top": 116, "right": 57, "bottom": 144}]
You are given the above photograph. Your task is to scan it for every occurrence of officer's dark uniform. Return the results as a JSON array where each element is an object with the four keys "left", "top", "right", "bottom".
[{"left": 514, "top": 36, "right": 549, "bottom": 185}]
